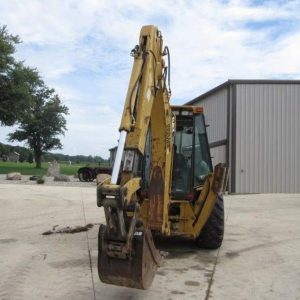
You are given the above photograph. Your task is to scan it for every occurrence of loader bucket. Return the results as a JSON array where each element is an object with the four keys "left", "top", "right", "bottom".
[{"left": 98, "top": 226, "right": 164, "bottom": 289}]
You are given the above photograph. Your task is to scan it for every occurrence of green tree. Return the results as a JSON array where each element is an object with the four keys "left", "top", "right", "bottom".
[
  {"left": 27, "top": 152, "right": 33, "bottom": 164},
  {"left": 0, "top": 25, "right": 19, "bottom": 71},
  {"left": 0, "top": 25, "right": 40, "bottom": 125},
  {"left": 8, "top": 82, "right": 69, "bottom": 168}
]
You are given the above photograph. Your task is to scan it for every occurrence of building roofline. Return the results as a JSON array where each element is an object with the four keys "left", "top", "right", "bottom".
[
  {"left": 186, "top": 79, "right": 300, "bottom": 105},
  {"left": 186, "top": 80, "right": 230, "bottom": 105}
]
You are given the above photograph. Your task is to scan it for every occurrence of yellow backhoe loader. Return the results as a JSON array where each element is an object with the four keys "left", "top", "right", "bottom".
[{"left": 96, "top": 25, "right": 227, "bottom": 289}]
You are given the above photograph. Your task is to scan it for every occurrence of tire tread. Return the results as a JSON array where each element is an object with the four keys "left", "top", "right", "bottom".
[{"left": 196, "top": 195, "right": 224, "bottom": 249}]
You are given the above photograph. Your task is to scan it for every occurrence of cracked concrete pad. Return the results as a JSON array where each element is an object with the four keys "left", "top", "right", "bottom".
[
  {"left": 0, "top": 184, "right": 299, "bottom": 299},
  {"left": 207, "top": 194, "right": 300, "bottom": 300}
]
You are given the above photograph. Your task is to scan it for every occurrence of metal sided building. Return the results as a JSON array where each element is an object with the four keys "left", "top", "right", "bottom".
[{"left": 186, "top": 80, "right": 300, "bottom": 193}]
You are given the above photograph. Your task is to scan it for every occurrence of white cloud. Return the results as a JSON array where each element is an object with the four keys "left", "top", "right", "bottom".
[{"left": 0, "top": 0, "right": 300, "bottom": 157}]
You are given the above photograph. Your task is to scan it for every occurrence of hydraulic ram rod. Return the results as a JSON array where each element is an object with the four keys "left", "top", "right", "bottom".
[{"left": 111, "top": 130, "right": 127, "bottom": 184}]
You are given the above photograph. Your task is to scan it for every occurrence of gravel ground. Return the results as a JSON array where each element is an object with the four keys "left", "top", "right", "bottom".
[{"left": 0, "top": 174, "right": 96, "bottom": 187}]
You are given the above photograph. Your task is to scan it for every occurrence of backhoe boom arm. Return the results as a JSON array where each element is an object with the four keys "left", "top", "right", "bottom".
[{"left": 97, "top": 25, "right": 172, "bottom": 289}]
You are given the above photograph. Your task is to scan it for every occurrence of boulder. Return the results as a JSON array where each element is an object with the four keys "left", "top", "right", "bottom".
[
  {"left": 47, "top": 160, "right": 60, "bottom": 177},
  {"left": 54, "top": 174, "right": 70, "bottom": 182},
  {"left": 7, "top": 172, "right": 22, "bottom": 180}
]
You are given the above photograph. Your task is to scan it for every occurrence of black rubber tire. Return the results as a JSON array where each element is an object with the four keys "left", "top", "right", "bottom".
[
  {"left": 80, "top": 170, "right": 92, "bottom": 182},
  {"left": 196, "top": 195, "right": 224, "bottom": 249}
]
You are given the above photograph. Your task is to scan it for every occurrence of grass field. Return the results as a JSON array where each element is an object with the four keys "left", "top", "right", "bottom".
[{"left": 0, "top": 161, "right": 87, "bottom": 176}]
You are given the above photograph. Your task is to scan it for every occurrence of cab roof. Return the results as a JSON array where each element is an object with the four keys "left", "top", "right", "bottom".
[{"left": 171, "top": 105, "right": 203, "bottom": 114}]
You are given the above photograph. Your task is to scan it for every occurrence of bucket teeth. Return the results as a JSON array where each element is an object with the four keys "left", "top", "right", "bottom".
[{"left": 98, "top": 225, "right": 164, "bottom": 289}]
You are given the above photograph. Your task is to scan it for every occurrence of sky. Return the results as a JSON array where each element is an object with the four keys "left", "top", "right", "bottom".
[{"left": 0, "top": 0, "right": 300, "bottom": 159}]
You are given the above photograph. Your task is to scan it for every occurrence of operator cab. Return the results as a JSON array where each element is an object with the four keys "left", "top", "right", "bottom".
[{"left": 171, "top": 106, "right": 212, "bottom": 200}]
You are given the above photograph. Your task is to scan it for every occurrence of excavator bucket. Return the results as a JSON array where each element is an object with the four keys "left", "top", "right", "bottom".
[{"left": 98, "top": 225, "right": 164, "bottom": 289}]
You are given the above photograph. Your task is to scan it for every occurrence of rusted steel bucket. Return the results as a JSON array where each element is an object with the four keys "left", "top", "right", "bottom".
[{"left": 98, "top": 226, "right": 164, "bottom": 289}]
